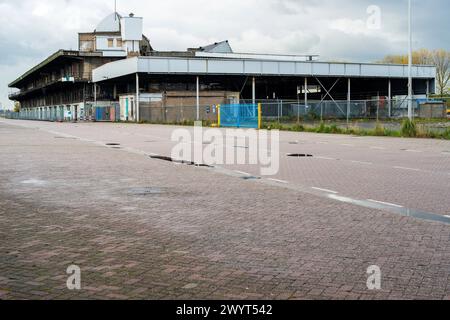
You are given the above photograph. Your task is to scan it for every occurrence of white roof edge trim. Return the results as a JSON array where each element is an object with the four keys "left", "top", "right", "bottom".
[
  {"left": 92, "top": 56, "right": 436, "bottom": 83},
  {"left": 93, "top": 57, "right": 139, "bottom": 82}
]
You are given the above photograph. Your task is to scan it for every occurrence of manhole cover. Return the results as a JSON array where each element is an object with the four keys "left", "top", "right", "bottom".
[
  {"left": 106, "top": 143, "right": 121, "bottom": 146},
  {"left": 287, "top": 153, "right": 313, "bottom": 157},
  {"left": 129, "top": 187, "right": 164, "bottom": 196}
]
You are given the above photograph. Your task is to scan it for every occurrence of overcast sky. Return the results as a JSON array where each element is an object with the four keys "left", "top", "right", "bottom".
[{"left": 0, "top": 0, "right": 448, "bottom": 109}]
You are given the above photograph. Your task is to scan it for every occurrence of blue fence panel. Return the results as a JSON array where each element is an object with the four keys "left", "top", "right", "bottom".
[
  {"left": 95, "top": 107, "right": 112, "bottom": 122},
  {"left": 220, "top": 104, "right": 258, "bottom": 128}
]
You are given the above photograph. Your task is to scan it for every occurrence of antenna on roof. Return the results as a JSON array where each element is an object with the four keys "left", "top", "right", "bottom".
[{"left": 114, "top": 0, "right": 117, "bottom": 20}]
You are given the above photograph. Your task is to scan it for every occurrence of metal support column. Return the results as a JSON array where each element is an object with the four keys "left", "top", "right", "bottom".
[
  {"left": 94, "top": 84, "right": 97, "bottom": 106},
  {"left": 252, "top": 77, "right": 256, "bottom": 105},
  {"left": 94, "top": 84, "right": 97, "bottom": 122},
  {"left": 136, "top": 73, "right": 140, "bottom": 123},
  {"left": 347, "top": 78, "right": 351, "bottom": 124},
  {"left": 196, "top": 76, "right": 200, "bottom": 121},
  {"left": 407, "top": 0, "right": 413, "bottom": 120},
  {"left": 304, "top": 77, "right": 308, "bottom": 108},
  {"left": 388, "top": 79, "right": 392, "bottom": 118},
  {"left": 297, "top": 85, "right": 300, "bottom": 123}
]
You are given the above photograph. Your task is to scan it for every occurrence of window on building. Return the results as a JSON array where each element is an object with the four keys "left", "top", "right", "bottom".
[
  {"left": 117, "top": 39, "right": 123, "bottom": 47},
  {"left": 108, "top": 38, "right": 114, "bottom": 48}
]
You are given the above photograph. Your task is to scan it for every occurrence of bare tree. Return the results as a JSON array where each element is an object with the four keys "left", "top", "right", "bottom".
[
  {"left": 381, "top": 49, "right": 449, "bottom": 97},
  {"left": 432, "top": 49, "right": 450, "bottom": 97}
]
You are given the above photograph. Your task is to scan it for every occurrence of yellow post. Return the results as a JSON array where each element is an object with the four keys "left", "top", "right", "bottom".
[
  {"left": 217, "top": 104, "right": 221, "bottom": 127},
  {"left": 258, "top": 103, "right": 262, "bottom": 129}
]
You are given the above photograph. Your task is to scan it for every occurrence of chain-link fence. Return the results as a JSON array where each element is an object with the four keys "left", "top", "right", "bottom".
[
  {"left": 138, "top": 104, "right": 219, "bottom": 124},
  {"left": 5, "top": 98, "right": 447, "bottom": 124},
  {"left": 241, "top": 98, "right": 447, "bottom": 124}
]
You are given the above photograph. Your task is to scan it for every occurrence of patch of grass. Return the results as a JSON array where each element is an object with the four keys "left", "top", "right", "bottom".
[
  {"left": 263, "top": 122, "right": 285, "bottom": 131},
  {"left": 135, "top": 118, "right": 450, "bottom": 140},
  {"left": 371, "top": 122, "right": 386, "bottom": 136},
  {"left": 401, "top": 119, "right": 417, "bottom": 137},
  {"left": 290, "top": 124, "right": 305, "bottom": 132}
]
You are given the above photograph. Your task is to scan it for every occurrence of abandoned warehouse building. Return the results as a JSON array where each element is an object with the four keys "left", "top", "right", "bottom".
[{"left": 8, "top": 11, "right": 439, "bottom": 122}]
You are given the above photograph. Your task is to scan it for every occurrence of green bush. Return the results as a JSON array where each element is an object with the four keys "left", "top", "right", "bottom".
[
  {"left": 401, "top": 119, "right": 417, "bottom": 137},
  {"left": 264, "top": 122, "right": 284, "bottom": 131},
  {"left": 291, "top": 124, "right": 305, "bottom": 132},
  {"left": 329, "top": 124, "right": 342, "bottom": 134},
  {"left": 373, "top": 123, "right": 386, "bottom": 136},
  {"left": 441, "top": 128, "right": 450, "bottom": 140},
  {"left": 316, "top": 122, "right": 327, "bottom": 133}
]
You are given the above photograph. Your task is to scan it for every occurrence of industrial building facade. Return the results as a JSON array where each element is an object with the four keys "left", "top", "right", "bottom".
[
  {"left": 8, "top": 12, "right": 153, "bottom": 121},
  {"left": 9, "top": 12, "right": 438, "bottom": 123}
]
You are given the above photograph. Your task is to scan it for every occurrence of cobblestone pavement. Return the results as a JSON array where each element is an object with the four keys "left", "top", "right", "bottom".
[
  {"left": 1, "top": 119, "right": 450, "bottom": 300},
  {"left": 5, "top": 119, "right": 450, "bottom": 216}
]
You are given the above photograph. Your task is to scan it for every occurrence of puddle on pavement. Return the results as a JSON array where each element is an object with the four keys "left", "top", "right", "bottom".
[
  {"left": 328, "top": 194, "right": 450, "bottom": 225},
  {"left": 21, "top": 179, "right": 47, "bottom": 186},
  {"left": 241, "top": 176, "right": 261, "bottom": 180}
]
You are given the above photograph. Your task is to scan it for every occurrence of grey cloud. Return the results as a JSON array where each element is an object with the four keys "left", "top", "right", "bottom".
[{"left": 0, "top": 0, "right": 448, "bottom": 109}]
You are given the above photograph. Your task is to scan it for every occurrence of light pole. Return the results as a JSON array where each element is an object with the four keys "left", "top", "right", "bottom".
[{"left": 407, "top": 0, "right": 413, "bottom": 120}]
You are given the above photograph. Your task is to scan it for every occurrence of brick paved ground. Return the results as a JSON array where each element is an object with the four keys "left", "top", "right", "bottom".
[{"left": 1, "top": 120, "right": 450, "bottom": 300}]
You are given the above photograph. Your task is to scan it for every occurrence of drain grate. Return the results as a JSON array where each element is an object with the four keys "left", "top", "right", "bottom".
[{"left": 287, "top": 153, "right": 313, "bottom": 157}]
